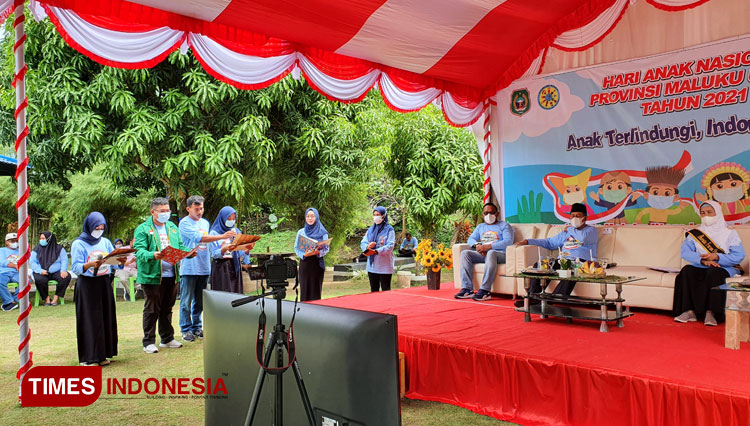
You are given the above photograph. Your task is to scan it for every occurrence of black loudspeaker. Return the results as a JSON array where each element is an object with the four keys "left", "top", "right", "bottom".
[{"left": 203, "top": 290, "right": 401, "bottom": 426}]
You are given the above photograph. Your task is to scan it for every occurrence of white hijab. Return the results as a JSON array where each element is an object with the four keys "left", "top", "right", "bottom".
[{"left": 695, "top": 200, "right": 741, "bottom": 253}]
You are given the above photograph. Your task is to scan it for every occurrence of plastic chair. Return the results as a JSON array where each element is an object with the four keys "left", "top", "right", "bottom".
[
  {"left": 114, "top": 276, "right": 137, "bottom": 302},
  {"left": 34, "top": 280, "right": 65, "bottom": 307}
]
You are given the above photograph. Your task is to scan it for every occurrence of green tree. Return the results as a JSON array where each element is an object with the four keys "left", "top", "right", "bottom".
[
  {"left": 358, "top": 103, "right": 483, "bottom": 238},
  {"left": 0, "top": 16, "right": 378, "bottom": 242}
]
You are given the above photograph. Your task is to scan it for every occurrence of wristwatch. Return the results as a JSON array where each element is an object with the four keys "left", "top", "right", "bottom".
[{"left": 471, "top": 244, "right": 478, "bottom": 250}]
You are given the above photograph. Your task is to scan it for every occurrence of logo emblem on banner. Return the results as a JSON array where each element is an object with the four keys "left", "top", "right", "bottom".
[
  {"left": 538, "top": 85, "right": 560, "bottom": 110},
  {"left": 510, "top": 89, "right": 530, "bottom": 116}
]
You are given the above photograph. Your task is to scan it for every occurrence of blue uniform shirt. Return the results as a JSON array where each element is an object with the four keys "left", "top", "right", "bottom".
[
  {"left": 71, "top": 238, "right": 116, "bottom": 277},
  {"left": 179, "top": 216, "right": 212, "bottom": 276},
  {"left": 30, "top": 248, "right": 68, "bottom": 274},
  {"left": 0, "top": 247, "right": 20, "bottom": 276},
  {"left": 467, "top": 222, "right": 515, "bottom": 252},
  {"left": 527, "top": 225, "right": 598, "bottom": 260},
  {"left": 360, "top": 229, "right": 396, "bottom": 274}
]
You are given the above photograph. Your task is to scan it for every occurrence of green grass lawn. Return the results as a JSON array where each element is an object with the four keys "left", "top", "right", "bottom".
[{"left": 0, "top": 281, "right": 514, "bottom": 425}]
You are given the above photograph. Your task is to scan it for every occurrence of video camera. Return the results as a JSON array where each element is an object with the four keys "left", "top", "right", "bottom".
[{"left": 264, "top": 255, "right": 298, "bottom": 286}]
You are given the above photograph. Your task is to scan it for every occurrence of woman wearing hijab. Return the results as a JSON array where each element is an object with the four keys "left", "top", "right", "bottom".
[
  {"left": 30, "top": 232, "right": 71, "bottom": 306},
  {"left": 360, "top": 206, "right": 396, "bottom": 292},
  {"left": 294, "top": 208, "right": 330, "bottom": 301},
  {"left": 70, "top": 212, "right": 122, "bottom": 366},
  {"left": 673, "top": 200, "right": 745, "bottom": 326},
  {"left": 209, "top": 206, "right": 251, "bottom": 293}
]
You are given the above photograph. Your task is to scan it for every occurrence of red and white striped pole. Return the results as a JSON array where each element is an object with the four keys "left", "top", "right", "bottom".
[
  {"left": 482, "top": 99, "right": 492, "bottom": 204},
  {"left": 13, "top": 0, "right": 33, "bottom": 400}
]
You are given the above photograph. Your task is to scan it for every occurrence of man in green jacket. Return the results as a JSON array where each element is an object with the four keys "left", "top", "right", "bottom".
[{"left": 134, "top": 197, "right": 196, "bottom": 354}]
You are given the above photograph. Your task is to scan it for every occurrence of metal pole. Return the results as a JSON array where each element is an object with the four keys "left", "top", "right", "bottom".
[
  {"left": 13, "top": 0, "right": 33, "bottom": 401},
  {"left": 482, "top": 100, "right": 492, "bottom": 205}
]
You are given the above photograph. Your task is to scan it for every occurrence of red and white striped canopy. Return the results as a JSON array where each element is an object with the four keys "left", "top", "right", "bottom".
[{"left": 6, "top": 0, "right": 710, "bottom": 125}]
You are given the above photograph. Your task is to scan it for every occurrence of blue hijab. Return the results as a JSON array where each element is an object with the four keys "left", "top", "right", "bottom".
[
  {"left": 304, "top": 208, "right": 328, "bottom": 241},
  {"left": 211, "top": 206, "right": 241, "bottom": 275},
  {"left": 76, "top": 212, "right": 106, "bottom": 245},
  {"left": 366, "top": 207, "right": 393, "bottom": 262}
]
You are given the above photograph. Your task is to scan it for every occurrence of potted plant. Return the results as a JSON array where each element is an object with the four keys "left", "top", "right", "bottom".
[
  {"left": 558, "top": 258, "right": 572, "bottom": 278},
  {"left": 415, "top": 239, "right": 453, "bottom": 290}
]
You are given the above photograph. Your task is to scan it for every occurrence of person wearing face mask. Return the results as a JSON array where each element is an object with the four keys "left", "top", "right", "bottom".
[
  {"left": 71, "top": 212, "right": 122, "bottom": 366},
  {"left": 0, "top": 233, "right": 20, "bottom": 311},
  {"left": 673, "top": 200, "right": 745, "bottom": 326},
  {"left": 209, "top": 206, "right": 252, "bottom": 294},
  {"left": 454, "top": 202, "right": 514, "bottom": 301},
  {"left": 514, "top": 203, "right": 598, "bottom": 306},
  {"left": 179, "top": 196, "right": 236, "bottom": 342},
  {"left": 589, "top": 171, "right": 641, "bottom": 225},
  {"left": 294, "top": 208, "right": 330, "bottom": 301},
  {"left": 360, "top": 206, "right": 396, "bottom": 292},
  {"left": 30, "top": 231, "right": 71, "bottom": 306},
  {"left": 636, "top": 165, "right": 689, "bottom": 225},
  {"left": 133, "top": 197, "right": 196, "bottom": 354},
  {"left": 696, "top": 164, "right": 750, "bottom": 216}
]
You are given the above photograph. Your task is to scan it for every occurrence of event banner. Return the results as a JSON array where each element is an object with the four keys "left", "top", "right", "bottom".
[{"left": 498, "top": 36, "right": 750, "bottom": 225}]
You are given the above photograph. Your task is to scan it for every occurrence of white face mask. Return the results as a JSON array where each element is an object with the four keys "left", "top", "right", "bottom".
[
  {"left": 9, "top": 242, "right": 18, "bottom": 249},
  {"left": 570, "top": 218, "right": 584, "bottom": 228},
  {"left": 373, "top": 216, "right": 383, "bottom": 225},
  {"left": 712, "top": 187, "right": 744, "bottom": 203},
  {"left": 157, "top": 212, "right": 171, "bottom": 223},
  {"left": 91, "top": 230, "right": 104, "bottom": 239},
  {"left": 563, "top": 191, "right": 585, "bottom": 205},
  {"left": 225, "top": 220, "right": 236, "bottom": 228},
  {"left": 483, "top": 214, "right": 497, "bottom": 224},
  {"left": 701, "top": 215, "right": 718, "bottom": 227}
]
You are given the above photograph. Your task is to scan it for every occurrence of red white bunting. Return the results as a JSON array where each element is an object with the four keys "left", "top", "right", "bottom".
[{"left": 26, "top": 0, "right": 714, "bottom": 126}]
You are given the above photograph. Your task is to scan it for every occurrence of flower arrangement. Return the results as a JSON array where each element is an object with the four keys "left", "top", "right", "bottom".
[{"left": 415, "top": 239, "right": 453, "bottom": 274}]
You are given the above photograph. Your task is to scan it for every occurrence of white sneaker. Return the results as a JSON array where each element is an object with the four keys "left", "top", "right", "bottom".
[
  {"left": 143, "top": 344, "right": 159, "bottom": 354},
  {"left": 159, "top": 339, "right": 183, "bottom": 349}
]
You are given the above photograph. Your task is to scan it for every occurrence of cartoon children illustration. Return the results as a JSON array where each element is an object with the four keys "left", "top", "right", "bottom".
[
  {"left": 550, "top": 169, "right": 594, "bottom": 215},
  {"left": 636, "top": 166, "right": 690, "bottom": 224},
  {"left": 695, "top": 162, "right": 750, "bottom": 216},
  {"left": 589, "top": 171, "right": 641, "bottom": 224}
]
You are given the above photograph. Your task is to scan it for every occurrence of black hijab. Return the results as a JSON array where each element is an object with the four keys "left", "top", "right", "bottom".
[{"left": 33, "top": 231, "right": 63, "bottom": 270}]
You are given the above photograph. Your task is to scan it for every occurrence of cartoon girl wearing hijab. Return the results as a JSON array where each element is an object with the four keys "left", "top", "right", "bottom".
[{"left": 696, "top": 162, "right": 750, "bottom": 216}]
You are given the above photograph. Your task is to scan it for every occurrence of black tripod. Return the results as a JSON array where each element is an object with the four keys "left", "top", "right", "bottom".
[{"left": 231, "top": 282, "right": 315, "bottom": 426}]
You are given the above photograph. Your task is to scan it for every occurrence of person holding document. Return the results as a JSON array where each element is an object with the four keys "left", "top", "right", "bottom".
[
  {"left": 294, "top": 208, "right": 330, "bottom": 301},
  {"left": 360, "top": 206, "right": 395, "bottom": 292},
  {"left": 209, "top": 206, "right": 252, "bottom": 294},
  {"left": 134, "top": 197, "right": 195, "bottom": 354},
  {"left": 673, "top": 200, "right": 745, "bottom": 326},
  {"left": 70, "top": 212, "right": 122, "bottom": 365}
]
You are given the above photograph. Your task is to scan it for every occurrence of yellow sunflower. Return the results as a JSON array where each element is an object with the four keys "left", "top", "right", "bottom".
[{"left": 431, "top": 264, "right": 441, "bottom": 273}]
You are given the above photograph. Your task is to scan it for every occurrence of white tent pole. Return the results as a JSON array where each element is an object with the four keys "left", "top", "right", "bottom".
[{"left": 13, "top": 0, "right": 32, "bottom": 401}]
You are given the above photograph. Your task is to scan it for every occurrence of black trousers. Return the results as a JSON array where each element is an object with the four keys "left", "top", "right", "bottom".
[
  {"left": 673, "top": 265, "right": 728, "bottom": 322},
  {"left": 398, "top": 249, "right": 415, "bottom": 257},
  {"left": 142, "top": 276, "right": 178, "bottom": 346},
  {"left": 299, "top": 256, "right": 324, "bottom": 302},
  {"left": 368, "top": 272, "right": 392, "bottom": 292},
  {"left": 527, "top": 260, "right": 576, "bottom": 296},
  {"left": 33, "top": 271, "right": 71, "bottom": 300},
  {"left": 75, "top": 274, "right": 117, "bottom": 363}
]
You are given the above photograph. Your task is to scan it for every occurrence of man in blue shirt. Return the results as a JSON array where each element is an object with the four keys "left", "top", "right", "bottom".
[
  {"left": 398, "top": 233, "right": 418, "bottom": 257},
  {"left": 0, "top": 233, "right": 19, "bottom": 311},
  {"left": 178, "top": 195, "right": 236, "bottom": 342},
  {"left": 514, "top": 203, "right": 598, "bottom": 306},
  {"left": 455, "top": 202, "right": 514, "bottom": 301}
]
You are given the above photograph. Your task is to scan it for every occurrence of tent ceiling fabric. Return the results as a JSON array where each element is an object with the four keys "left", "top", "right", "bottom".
[{"left": 11, "top": 0, "right": 712, "bottom": 125}]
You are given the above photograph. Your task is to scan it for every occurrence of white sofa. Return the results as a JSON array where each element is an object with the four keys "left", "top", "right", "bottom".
[{"left": 453, "top": 224, "right": 750, "bottom": 311}]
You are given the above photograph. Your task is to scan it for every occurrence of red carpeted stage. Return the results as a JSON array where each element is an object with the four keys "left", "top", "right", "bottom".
[{"left": 315, "top": 286, "right": 750, "bottom": 426}]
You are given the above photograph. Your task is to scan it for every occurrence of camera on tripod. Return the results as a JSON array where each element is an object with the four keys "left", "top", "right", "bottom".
[{"left": 264, "top": 255, "right": 297, "bottom": 286}]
